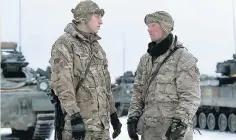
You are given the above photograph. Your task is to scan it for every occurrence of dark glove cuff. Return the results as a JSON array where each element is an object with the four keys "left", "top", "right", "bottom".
[
  {"left": 71, "top": 112, "right": 83, "bottom": 125},
  {"left": 110, "top": 113, "right": 120, "bottom": 126},
  {"left": 127, "top": 116, "right": 139, "bottom": 125},
  {"left": 172, "top": 118, "right": 188, "bottom": 128}
]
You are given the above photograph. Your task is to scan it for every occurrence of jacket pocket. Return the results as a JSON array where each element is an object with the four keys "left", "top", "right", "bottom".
[
  {"left": 77, "top": 86, "right": 93, "bottom": 103},
  {"left": 155, "top": 76, "right": 178, "bottom": 102},
  {"left": 73, "top": 50, "right": 89, "bottom": 77},
  {"left": 93, "top": 51, "right": 105, "bottom": 66},
  {"left": 77, "top": 87, "right": 94, "bottom": 119}
]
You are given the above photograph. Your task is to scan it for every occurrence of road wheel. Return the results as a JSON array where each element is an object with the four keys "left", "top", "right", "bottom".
[
  {"left": 218, "top": 113, "right": 227, "bottom": 131},
  {"left": 198, "top": 112, "right": 207, "bottom": 129},
  {"left": 228, "top": 113, "right": 236, "bottom": 132},
  {"left": 207, "top": 113, "right": 216, "bottom": 130}
]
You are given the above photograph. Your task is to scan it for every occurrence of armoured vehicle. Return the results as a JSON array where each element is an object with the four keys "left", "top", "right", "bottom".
[
  {"left": 193, "top": 54, "right": 236, "bottom": 132},
  {"left": 111, "top": 71, "right": 134, "bottom": 117},
  {"left": 1, "top": 42, "right": 55, "bottom": 140}
]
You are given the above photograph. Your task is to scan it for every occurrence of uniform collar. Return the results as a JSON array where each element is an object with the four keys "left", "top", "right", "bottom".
[{"left": 64, "top": 23, "right": 101, "bottom": 42}]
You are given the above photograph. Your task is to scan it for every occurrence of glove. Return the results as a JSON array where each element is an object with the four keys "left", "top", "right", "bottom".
[
  {"left": 165, "top": 118, "right": 188, "bottom": 140},
  {"left": 71, "top": 112, "right": 86, "bottom": 139},
  {"left": 127, "top": 116, "right": 139, "bottom": 140},
  {"left": 110, "top": 113, "right": 122, "bottom": 139}
]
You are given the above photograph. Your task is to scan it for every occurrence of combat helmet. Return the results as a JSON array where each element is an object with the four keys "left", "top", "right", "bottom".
[
  {"left": 144, "top": 11, "right": 174, "bottom": 39},
  {"left": 71, "top": 0, "right": 105, "bottom": 23}
]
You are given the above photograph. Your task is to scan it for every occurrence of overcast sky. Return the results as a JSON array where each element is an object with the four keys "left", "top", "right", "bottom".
[{"left": 1, "top": 0, "right": 236, "bottom": 82}]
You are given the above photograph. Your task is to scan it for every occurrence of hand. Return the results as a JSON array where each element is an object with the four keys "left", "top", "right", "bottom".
[
  {"left": 127, "top": 116, "right": 139, "bottom": 140},
  {"left": 71, "top": 112, "right": 86, "bottom": 139},
  {"left": 165, "top": 118, "right": 187, "bottom": 140},
  {"left": 110, "top": 113, "right": 122, "bottom": 139}
]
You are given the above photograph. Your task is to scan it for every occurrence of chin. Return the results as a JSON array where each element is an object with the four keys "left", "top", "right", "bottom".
[
  {"left": 151, "top": 37, "right": 161, "bottom": 42},
  {"left": 93, "top": 29, "right": 99, "bottom": 33},
  {"left": 150, "top": 38, "right": 157, "bottom": 41}
]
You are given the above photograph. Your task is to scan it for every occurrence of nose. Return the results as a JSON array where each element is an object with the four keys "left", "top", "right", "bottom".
[
  {"left": 99, "top": 18, "right": 103, "bottom": 24},
  {"left": 147, "top": 27, "right": 152, "bottom": 33}
]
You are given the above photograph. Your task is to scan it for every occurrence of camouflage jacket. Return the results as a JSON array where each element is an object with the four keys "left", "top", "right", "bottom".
[
  {"left": 128, "top": 35, "right": 201, "bottom": 138},
  {"left": 49, "top": 23, "right": 117, "bottom": 131}
]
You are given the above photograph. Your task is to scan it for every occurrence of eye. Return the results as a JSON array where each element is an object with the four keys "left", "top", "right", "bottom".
[
  {"left": 94, "top": 14, "right": 101, "bottom": 18},
  {"left": 148, "top": 24, "right": 156, "bottom": 28}
]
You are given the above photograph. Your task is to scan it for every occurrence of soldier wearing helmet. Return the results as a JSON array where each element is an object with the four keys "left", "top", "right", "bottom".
[
  {"left": 127, "top": 11, "right": 201, "bottom": 140},
  {"left": 49, "top": 0, "right": 122, "bottom": 140}
]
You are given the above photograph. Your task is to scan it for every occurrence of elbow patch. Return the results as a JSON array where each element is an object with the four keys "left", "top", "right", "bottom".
[{"left": 188, "top": 66, "right": 200, "bottom": 81}]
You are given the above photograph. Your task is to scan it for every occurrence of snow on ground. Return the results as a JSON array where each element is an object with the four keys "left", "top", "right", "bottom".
[
  {"left": 49, "top": 116, "right": 236, "bottom": 140},
  {"left": 0, "top": 128, "right": 12, "bottom": 135},
  {"left": 1, "top": 116, "right": 236, "bottom": 140}
]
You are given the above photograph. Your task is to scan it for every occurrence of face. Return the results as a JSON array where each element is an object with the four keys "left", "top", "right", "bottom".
[
  {"left": 147, "top": 22, "right": 164, "bottom": 41},
  {"left": 86, "top": 14, "right": 103, "bottom": 33}
]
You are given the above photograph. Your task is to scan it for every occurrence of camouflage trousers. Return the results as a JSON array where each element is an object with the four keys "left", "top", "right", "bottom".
[
  {"left": 140, "top": 127, "right": 193, "bottom": 140},
  {"left": 60, "top": 129, "right": 111, "bottom": 140}
]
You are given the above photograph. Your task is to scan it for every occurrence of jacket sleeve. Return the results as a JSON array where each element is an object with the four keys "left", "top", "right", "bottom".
[
  {"left": 174, "top": 50, "right": 201, "bottom": 124},
  {"left": 128, "top": 57, "right": 145, "bottom": 118},
  {"left": 50, "top": 39, "right": 80, "bottom": 116},
  {"left": 104, "top": 58, "right": 117, "bottom": 115}
]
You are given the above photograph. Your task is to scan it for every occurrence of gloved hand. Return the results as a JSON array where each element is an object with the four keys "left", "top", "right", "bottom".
[
  {"left": 127, "top": 116, "right": 139, "bottom": 140},
  {"left": 110, "top": 112, "right": 122, "bottom": 139},
  {"left": 71, "top": 112, "right": 86, "bottom": 139},
  {"left": 165, "top": 118, "right": 188, "bottom": 140}
]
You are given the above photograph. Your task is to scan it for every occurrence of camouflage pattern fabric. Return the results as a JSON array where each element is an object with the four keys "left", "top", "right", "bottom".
[
  {"left": 71, "top": 0, "right": 105, "bottom": 23},
  {"left": 128, "top": 36, "right": 201, "bottom": 140},
  {"left": 144, "top": 11, "right": 174, "bottom": 39},
  {"left": 49, "top": 23, "right": 117, "bottom": 137},
  {"left": 61, "top": 129, "right": 110, "bottom": 140}
]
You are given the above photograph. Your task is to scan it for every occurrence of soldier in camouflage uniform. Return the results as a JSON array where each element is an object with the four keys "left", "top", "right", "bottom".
[
  {"left": 49, "top": 0, "right": 122, "bottom": 140},
  {"left": 127, "top": 11, "right": 201, "bottom": 140}
]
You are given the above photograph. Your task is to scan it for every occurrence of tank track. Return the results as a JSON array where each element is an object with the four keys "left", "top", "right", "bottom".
[{"left": 32, "top": 112, "right": 55, "bottom": 140}]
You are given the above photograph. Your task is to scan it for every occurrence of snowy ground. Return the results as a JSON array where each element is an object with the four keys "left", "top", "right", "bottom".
[{"left": 1, "top": 116, "right": 236, "bottom": 140}]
